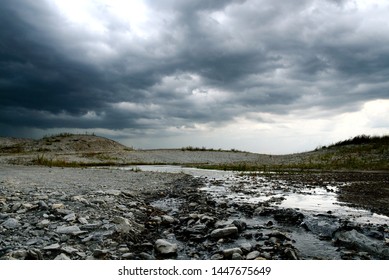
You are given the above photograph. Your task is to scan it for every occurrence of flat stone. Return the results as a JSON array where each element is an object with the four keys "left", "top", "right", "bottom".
[
  {"left": 63, "top": 213, "right": 76, "bottom": 222},
  {"left": 246, "top": 250, "right": 260, "bottom": 260},
  {"left": 210, "top": 226, "right": 238, "bottom": 239},
  {"left": 56, "top": 225, "right": 82, "bottom": 235},
  {"left": 62, "top": 246, "right": 79, "bottom": 254},
  {"left": 2, "top": 218, "right": 21, "bottom": 229},
  {"left": 44, "top": 243, "right": 61, "bottom": 250}
]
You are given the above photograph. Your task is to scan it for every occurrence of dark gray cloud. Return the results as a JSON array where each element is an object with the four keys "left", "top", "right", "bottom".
[{"left": 1, "top": 0, "right": 389, "bottom": 150}]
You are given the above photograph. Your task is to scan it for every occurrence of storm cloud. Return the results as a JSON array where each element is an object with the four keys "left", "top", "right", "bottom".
[{"left": 1, "top": 0, "right": 389, "bottom": 152}]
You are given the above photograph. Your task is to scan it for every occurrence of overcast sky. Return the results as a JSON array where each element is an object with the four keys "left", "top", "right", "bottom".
[{"left": 1, "top": 0, "right": 389, "bottom": 154}]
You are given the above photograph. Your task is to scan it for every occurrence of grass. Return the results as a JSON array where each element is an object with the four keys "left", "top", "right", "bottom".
[
  {"left": 33, "top": 154, "right": 120, "bottom": 168},
  {"left": 181, "top": 146, "right": 244, "bottom": 152}
]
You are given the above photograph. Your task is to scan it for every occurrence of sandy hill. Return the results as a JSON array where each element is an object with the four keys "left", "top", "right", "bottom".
[{"left": 0, "top": 133, "right": 129, "bottom": 154}]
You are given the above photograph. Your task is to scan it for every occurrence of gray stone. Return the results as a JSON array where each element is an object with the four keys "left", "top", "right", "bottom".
[
  {"left": 162, "top": 215, "right": 175, "bottom": 224},
  {"left": 2, "top": 218, "right": 21, "bottom": 229},
  {"left": 122, "top": 253, "right": 135, "bottom": 259},
  {"left": 7, "top": 249, "right": 28, "bottom": 260},
  {"left": 210, "top": 253, "right": 224, "bottom": 260},
  {"left": 44, "top": 243, "right": 61, "bottom": 250},
  {"left": 154, "top": 239, "right": 178, "bottom": 256},
  {"left": 334, "top": 229, "right": 389, "bottom": 257},
  {"left": 232, "top": 252, "right": 243, "bottom": 260},
  {"left": 139, "top": 252, "right": 155, "bottom": 260},
  {"left": 62, "top": 246, "right": 79, "bottom": 254},
  {"left": 54, "top": 253, "right": 71, "bottom": 260},
  {"left": 232, "top": 220, "right": 247, "bottom": 232},
  {"left": 223, "top": 248, "right": 243, "bottom": 257},
  {"left": 240, "top": 242, "right": 253, "bottom": 253},
  {"left": 37, "top": 219, "right": 50, "bottom": 228},
  {"left": 246, "top": 250, "right": 260, "bottom": 260},
  {"left": 56, "top": 225, "right": 82, "bottom": 235},
  {"left": 210, "top": 226, "right": 238, "bottom": 239},
  {"left": 113, "top": 216, "right": 144, "bottom": 234},
  {"left": 63, "top": 213, "right": 76, "bottom": 222}
]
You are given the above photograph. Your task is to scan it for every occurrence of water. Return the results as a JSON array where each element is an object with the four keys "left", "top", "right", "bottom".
[
  {"left": 119, "top": 165, "right": 389, "bottom": 259},
  {"left": 121, "top": 165, "right": 389, "bottom": 225}
]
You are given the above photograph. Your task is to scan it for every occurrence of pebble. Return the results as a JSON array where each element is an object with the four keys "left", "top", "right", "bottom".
[
  {"left": 246, "top": 250, "right": 260, "bottom": 260},
  {"left": 210, "top": 226, "right": 238, "bottom": 239},
  {"left": 154, "top": 239, "right": 178, "bottom": 256}
]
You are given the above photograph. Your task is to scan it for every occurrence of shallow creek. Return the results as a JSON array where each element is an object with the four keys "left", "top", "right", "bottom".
[{"left": 121, "top": 165, "right": 389, "bottom": 259}]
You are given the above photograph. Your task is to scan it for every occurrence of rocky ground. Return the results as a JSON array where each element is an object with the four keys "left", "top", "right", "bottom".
[
  {"left": 1, "top": 165, "right": 388, "bottom": 260},
  {"left": 1, "top": 134, "right": 388, "bottom": 260}
]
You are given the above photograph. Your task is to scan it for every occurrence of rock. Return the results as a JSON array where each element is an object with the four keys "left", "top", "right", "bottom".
[
  {"left": 139, "top": 252, "right": 155, "bottom": 260},
  {"left": 267, "top": 231, "right": 291, "bottom": 241},
  {"left": 63, "top": 213, "right": 76, "bottom": 222},
  {"left": 154, "top": 239, "right": 177, "bottom": 256},
  {"left": 6, "top": 249, "right": 28, "bottom": 260},
  {"left": 161, "top": 215, "right": 175, "bottom": 224},
  {"left": 56, "top": 225, "right": 82, "bottom": 235},
  {"left": 78, "top": 217, "right": 88, "bottom": 224},
  {"left": 334, "top": 229, "right": 389, "bottom": 258},
  {"left": 210, "top": 226, "right": 238, "bottom": 239},
  {"left": 62, "top": 246, "right": 78, "bottom": 254},
  {"left": 122, "top": 253, "right": 135, "bottom": 259},
  {"left": 38, "top": 201, "right": 49, "bottom": 210},
  {"left": 36, "top": 219, "right": 50, "bottom": 228},
  {"left": 105, "top": 189, "right": 122, "bottom": 196},
  {"left": 211, "top": 253, "right": 224, "bottom": 260},
  {"left": 240, "top": 242, "right": 253, "bottom": 253},
  {"left": 54, "top": 253, "right": 71, "bottom": 260},
  {"left": 273, "top": 208, "right": 304, "bottom": 225},
  {"left": 44, "top": 243, "right": 61, "bottom": 250},
  {"left": 232, "top": 220, "right": 247, "bottom": 232},
  {"left": 93, "top": 249, "right": 109, "bottom": 259},
  {"left": 232, "top": 252, "right": 243, "bottom": 260},
  {"left": 2, "top": 218, "right": 21, "bottom": 229},
  {"left": 112, "top": 216, "right": 144, "bottom": 235},
  {"left": 284, "top": 248, "right": 299, "bottom": 260},
  {"left": 223, "top": 248, "right": 243, "bottom": 257},
  {"left": 302, "top": 216, "right": 340, "bottom": 239},
  {"left": 246, "top": 250, "right": 260, "bottom": 260},
  {"left": 51, "top": 203, "right": 65, "bottom": 209}
]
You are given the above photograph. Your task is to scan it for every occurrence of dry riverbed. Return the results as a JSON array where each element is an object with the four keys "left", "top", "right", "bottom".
[{"left": 0, "top": 165, "right": 388, "bottom": 260}]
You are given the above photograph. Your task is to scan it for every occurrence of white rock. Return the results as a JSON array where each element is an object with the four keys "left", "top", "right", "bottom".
[{"left": 154, "top": 239, "right": 177, "bottom": 256}]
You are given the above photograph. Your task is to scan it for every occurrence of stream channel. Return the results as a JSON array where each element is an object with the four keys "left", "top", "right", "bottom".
[{"left": 121, "top": 165, "right": 389, "bottom": 260}]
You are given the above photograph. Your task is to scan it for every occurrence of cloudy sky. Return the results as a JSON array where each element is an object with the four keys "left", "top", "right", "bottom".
[{"left": 1, "top": 0, "right": 389, "bottom": 154}]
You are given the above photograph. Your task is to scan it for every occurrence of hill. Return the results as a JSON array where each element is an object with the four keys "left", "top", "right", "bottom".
[{"left": 0, "top": 133, "right": 388, "bottom": 171}]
